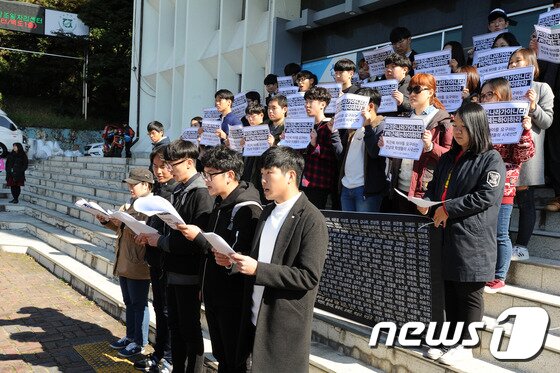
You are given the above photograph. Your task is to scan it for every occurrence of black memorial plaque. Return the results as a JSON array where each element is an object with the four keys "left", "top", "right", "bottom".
[{"left": 316, "top": 211, "right": 444, "bottom": 328}]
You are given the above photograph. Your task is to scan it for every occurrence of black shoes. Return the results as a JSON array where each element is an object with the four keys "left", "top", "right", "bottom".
[{"left": 9, "top": 199, "right": 18, "bottom": 204}]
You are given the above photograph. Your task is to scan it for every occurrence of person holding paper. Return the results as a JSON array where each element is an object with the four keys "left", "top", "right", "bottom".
[
  {"left": 214, "top": 146, "right": 328, "bottom": 373},
  {"left": 420, "top": 103, "right": 505, "bottom": 366},
  {"left": 215, "top": 89, "right": 240, "bottom": 136},
  {"left": 136, "top": 140, "right": 213, "bottom": 373},
  {"left": 301, "top": 86, "right": 343, "bottom": 209},
  {"left": 457, "top": 66, "right": 481, "bottom": 104},
  {"left": 383, "top": 73, "right": 453, "bottom": 213},
  {"left": 491, "top": 32, "right": 520, "bottom": 48},
  {"left": 479, "top": 78, "right": 535, "bottom": 293},
  {"left": 267, "top": 95, "right": 287, "bottom": 146},
  {"left": 339, "top": 88, "right": 388, "bottom": 212},
  {"left": 96, "top": 168, "right": 153, "bottom": 358},
  {"left": 507, "top": 48, "right": 554, "bottom": 261},
  {"left": 382, "top": 53, "right": 412, "bottom": 115},
  {"left": 133, "top": 148, "right": 177, "bottom": 372},
  {"left": 177, "top": 145, "right": 262, "bottom": 373},
  {"left": 443, "top": 41, "right": 465, "bottom": 73}
]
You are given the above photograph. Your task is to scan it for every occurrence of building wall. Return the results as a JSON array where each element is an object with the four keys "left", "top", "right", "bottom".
[{"left": 129, "top": 0, "right": 300, "bottom": 153}]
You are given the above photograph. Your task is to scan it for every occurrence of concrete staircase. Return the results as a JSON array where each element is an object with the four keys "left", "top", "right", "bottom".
[
  {"left": 0, "top": 156, "right": 376, "bottom": 373},
  {"left": 0, "top": 155, "right": 558, "bottom": 372}
]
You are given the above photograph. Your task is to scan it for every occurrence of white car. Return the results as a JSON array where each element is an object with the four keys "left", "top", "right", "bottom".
[
  {"left": 84, "top": 142, "right": 104, "bottom": 157},
  {"left": 0, "top": 109, "right": 27, "bottom": 158}
]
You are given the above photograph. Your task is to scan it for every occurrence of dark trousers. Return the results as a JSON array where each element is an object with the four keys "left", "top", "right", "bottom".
[
  {"left": 150, "top": 267, "right": 171, "bottom": 362},
  {"left": 302, "top": 187, "right": 329, "bottom": 209},
  {"left": 206, "top": 305, "right": 246, "bottom": 373},
  {"left": 125, "top": 142, "right": 133, "bottom": 158},
  {"left": 10, "top": 186, "right": 21, "bottom": 201},
  {"left": 444, "top": 281, "right": 485, "bottom": 341},
  {"left": 167, "top": 284, "right": 204, "bottom": 373},
  {"left": 514, "top": 188, "right": 535, "bottom": 247},
  {"left": 119, "top": 277, "right": 150, "bottom": 346}
]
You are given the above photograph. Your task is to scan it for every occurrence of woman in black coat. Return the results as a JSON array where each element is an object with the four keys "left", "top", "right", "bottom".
[
  {"left": 420, "top": 103, "right": 505, "bottom": 366},
  {"left": 5, "top": 142, "right": 28, "bottom": 204}
]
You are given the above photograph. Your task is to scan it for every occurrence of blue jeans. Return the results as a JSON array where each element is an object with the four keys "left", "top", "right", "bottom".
[
  {"left": 340, "top": 185, "right": 383, "bottom": 212},
  {"left": 120, "top": 276, "right": 150, "bottom": 346},
  {"left": 495, "top": 204, "right": 513, "bottom": 280}
]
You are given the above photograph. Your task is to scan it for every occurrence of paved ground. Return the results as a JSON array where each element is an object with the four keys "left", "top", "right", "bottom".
[{"left": 0, "top": 251, "right": 128, "bottom": 373}]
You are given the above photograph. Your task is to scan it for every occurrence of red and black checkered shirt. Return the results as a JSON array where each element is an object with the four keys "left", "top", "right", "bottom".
[{"left": 302, "top": 120, "right": 342, "bottom": 190}]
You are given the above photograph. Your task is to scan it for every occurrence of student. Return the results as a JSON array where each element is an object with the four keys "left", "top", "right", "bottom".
[
  {"left": 134, "top": 148, "right": 177, "bottom": 372},
  {"left": 339, "top": 88, "right": 388, "bottom": 212},
  {"left": 457, "top": 66, "right": 481, "bottom": 104},
  {"left": 190, "top": 116, "right": 202, "bottom": 128},
  {"left": 492, "top": 32, "right": 520, "bottom": 48},
  {"left": 420, "top": 102, "right": 505, "bottom": 366},
  {"left": 443, "top": 41, "right": 465, "bottom": 73},
  {"left": 242, "top": 91, "right": 264, "bottom": 125},
  {"left": 383, "top": 53, "right": 412, "bottom": 116},
  {"left": 215, "top": 89, "right": 241, "bottom": 135},
  {"left": 177, "top": 145, "right": 262, "bottom": 373},
  {"left": 264, "top": 74, "right": 278, "bottom": 106},
  {"left": 479, "top": 78, "right": 534, "bottom": 293},
  {"left": 382, "top": 73, "right": 453, "bottom": 214},
  {"left": 389, "top": 27, "right": 417, "bottom": 75},
  {"left": 301, "top": 86, "right": 343, "bottom": 209},
  {"left": 487, "top": 8, "right": 514, "bottom": 33},
  {"left": 284, "top": 62, "right": 302, "bottom": 85},
  {"left": 295, "top": 70, "right": 318, "bottom": 93},
  {"left": 333, "top": 58, "right": 359, "bottom": 94},
  {"left": 357, "top": 58, "right": 371, "bottom": 84},
  {"left": 214, "top": 146, "right": 329, "bottom": 373},
  {"left": 267, "top": 95, "right": 287, "bottom": 146},
  {"left": 136, "top": 139, "right": 214, "bottom": 373},
  {"left": 97, "top": 168, "right": 153, "bottom": 358},
  {"left": 5, "top": 143, "right": 28, "bottom": 204},
  {"left": 148, "top": 121, "right": 170, "bottom": 150}
]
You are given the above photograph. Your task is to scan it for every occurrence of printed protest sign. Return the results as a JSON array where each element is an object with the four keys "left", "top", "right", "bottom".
[
  {"left": 481, "top": 66, "right": 534, "bottom": 101},
  {"left": 414, "top": 50, "right": 452, "bottom": 75},
  {"left": 363, "top": 44, "right": 394, "bottom": 78},
  {"left": 203, "top": 107, "right": 221, "bottom": 120},
  {"left": 379, "top": 117, "right": 427, "bottom": 160},
  {"left": 287, "top": 92, "right": 307, "bottom": 118},
  {"left": 473, "top": 47, "right": 520, "bottom": 75},
  {"left": 278, "top": 86, "right": 299, "bottom": 96},
  {"left": 333, "top": 93, "right": 371, "bottom": 130},
  {"left": 535, "top": 25, "right": 560, "bottom": 64},
  {"left": 481, "top": 101, "right": 529, "bottom": 145},
  {"left": 277, "top": 76, "right": 294, "bottom": 88},
  {"left": 200, "top": 119, "right": 221, "bottom": 147},
  {"left": 231, "top": 92, "right": 248, "bottom": 121},
  {"left": 242, "top": 124, "right": 270, "bottom": 156},
  {"left": 435, "top": 73, "right": 467, "bottom": 113},
  {"left": 228, "top": 125, "right": 244, "bottom": 152},
  {"left": 181, "top": 127, "right": 199, "bottom": 144},
  {"left": 362, "top": 80, "right": 399, "bottom": 113},
  {"left": 538, "top": 8, "right": 560, "bottom": 27},
  {"left": 318, "top": 83, "right": 342, "bottom": 114},
  {"left": 278, "top": 117, "right": 315, "bottom": 149},
  {"left": 473, "top": 30, "right": 508, "bottom": 51}
]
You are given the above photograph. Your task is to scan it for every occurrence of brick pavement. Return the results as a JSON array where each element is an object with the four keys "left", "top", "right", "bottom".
[{"left": 0, "top": 251, "right": 128, "bottom": 373}]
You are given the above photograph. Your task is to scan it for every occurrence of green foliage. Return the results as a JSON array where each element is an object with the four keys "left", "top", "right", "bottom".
[
  {"left": 4, "top": 95, "right": 105, "bottom": 130},
  {"left": 0, "top": 0, "right": 132, "bottom": 123}
]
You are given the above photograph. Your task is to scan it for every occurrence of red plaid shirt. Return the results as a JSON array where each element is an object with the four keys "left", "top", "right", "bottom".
[{"left": 302, "top": 119, "right": 342, "bottom": 190}]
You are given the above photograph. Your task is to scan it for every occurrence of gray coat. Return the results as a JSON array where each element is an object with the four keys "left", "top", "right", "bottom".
[
  {"left": 518, "top": 81, "right": 554, "bottom": 186},
  {"left": 237, "top": 193, "right": 328, "bottom": 373}
]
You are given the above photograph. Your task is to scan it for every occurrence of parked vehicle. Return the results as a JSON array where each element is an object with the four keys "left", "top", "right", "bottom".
[
  {"left": 0, "top": 109, "right": 28, "bottom": 158},
  {"left": 84, "top": 142, "right": 104, "bottom": 157}
]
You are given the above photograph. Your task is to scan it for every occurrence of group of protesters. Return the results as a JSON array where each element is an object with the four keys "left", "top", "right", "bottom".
[{"left": 91, "top": 4, "right": 560, "bottom": 372}]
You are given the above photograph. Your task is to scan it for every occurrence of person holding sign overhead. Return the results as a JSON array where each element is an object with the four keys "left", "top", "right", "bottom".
[
  {"left": 507, "top": 48, "right": 554, "bottom": 261},
  {"left": 479, "top": 78, "right": 535, "bottom": 293},
  {"left": 419, "top": 102, "right": 505, "bottom": 366},
  {"left": 382, "top": 73, "right": 453, "bottom": 213}
]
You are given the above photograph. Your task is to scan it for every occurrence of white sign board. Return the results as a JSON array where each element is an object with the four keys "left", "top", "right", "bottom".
[
  {"left": 287, "top": 93, "right": 307, "bottom": 118},
  {"left": 481, "top": 101, "right": 530, "bottom": 145},
  {"left": 481, "top": 66, "right": 534, "bottom": 101},
  {"left": 318, "top": 83, "right": 342, "bottom": 114},
  {"left": 279, "top": 117, "right": 315, "bottom": 149},
  {"left": 472, "top": 29, "right": 508, "bottom": 51},
  {"left": 435, "top": 73, "right": 467, "bottom": 113},
  {"left": 242, "top": 125, "right": 270, "bottom": 156},
  {"left": 200, "top": 120, "right": 221, "bottom": 147},
  {"left": 333, "top": 93, "right": 371, "bottom": 130},
  {"left": 535, "top": 25, "right": 560, "bottom": 64},
  {"left": 362, "top": 80, "right": 399, "bottom": 113},
  {"left": 473, "top": 47, "right": 520, "bottom": 75},
  {"left": 362, "top": 44, "right": 394, "bottom": 78},
  {"left": 379, "top": 117, "right": 427, "bottom": 160},
  {"left": 414, "top": 50, "right": 452, "bottom": 75}
]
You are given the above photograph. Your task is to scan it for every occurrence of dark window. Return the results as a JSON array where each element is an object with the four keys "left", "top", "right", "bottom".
[{"left": 0, "top": 116, "right": 16, "bottom": 131}]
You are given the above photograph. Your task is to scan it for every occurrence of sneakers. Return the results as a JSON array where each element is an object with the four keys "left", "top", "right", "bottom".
[
  {"left": 545, "top": 197, "right": 560, "bottom": 212},
  {"left": 118, "top": 342, "right": 144, "bottom": 357},
  {"left": 157, "top": 359, "right": 173, "bottom": 373},
  {"left": 511, "top": 245, "right": 530, "bottom": 261},
  {"left": 110, "top": 336, "right": 132, "bottom": 349},
  {"left": 438, "top": 345, "right": 473, "bottom": 366},
  {"left": 426, "top": 347, "right": 447, "bottom": 360},
  {"left": 134, "top": 354, "right": 159, "bottom": 371},
  {"left": 484, "top": 279, "right": 505, "bottom": 294}
]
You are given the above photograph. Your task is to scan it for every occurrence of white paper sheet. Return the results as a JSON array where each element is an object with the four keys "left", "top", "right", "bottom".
[
  {"left": 110, "top": 211, "right": 159, "bottom": 235},
  {"left": 394, "top": 189, "right": 445, "bottom": 208},
  {"left": 133, "top": 195, "right": 186, "bottom": 230},
  {"left": 201, "top": 232, "right": 237, "bottom": 257},
  {"left": 75, "top": 198, "right": 110, "bottom": 218}
]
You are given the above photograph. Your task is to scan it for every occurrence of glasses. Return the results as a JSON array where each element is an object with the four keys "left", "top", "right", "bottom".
[
  {"left": 479, "top": 91, "right": 496, "bottom": 102},
  {"left": 296, "top": 78, "right": 309, "bottom": 84},
  {"left": 202, "top": 170, "right": 228, "bottom": 181},
  {"left": 165, "top": 159, "right": 187, "bottom": 170},
  {"left": 407, "top": 86, "right": 430, "bottom": 94}
]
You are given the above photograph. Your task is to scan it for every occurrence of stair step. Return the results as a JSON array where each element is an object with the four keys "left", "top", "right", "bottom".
[
  {"left": 508, "top": 257, "right": 560, "bottom": 296},
  {"left": 510, "top": 207, "right": 560, "bottom": 234},
  {"left": 509, "top": 228, "right": 560, "bottom": 261}
]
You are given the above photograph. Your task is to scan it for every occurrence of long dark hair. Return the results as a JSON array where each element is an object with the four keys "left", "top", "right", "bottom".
[
  {"left": 455, "top": 103, "right": 493, "bottom": 154},
  {"left": 12, "top": 143, "right": 28, "bottom": 161},
  {"left": 443, "top": 41, "right": 466, "bottom": 68}
]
